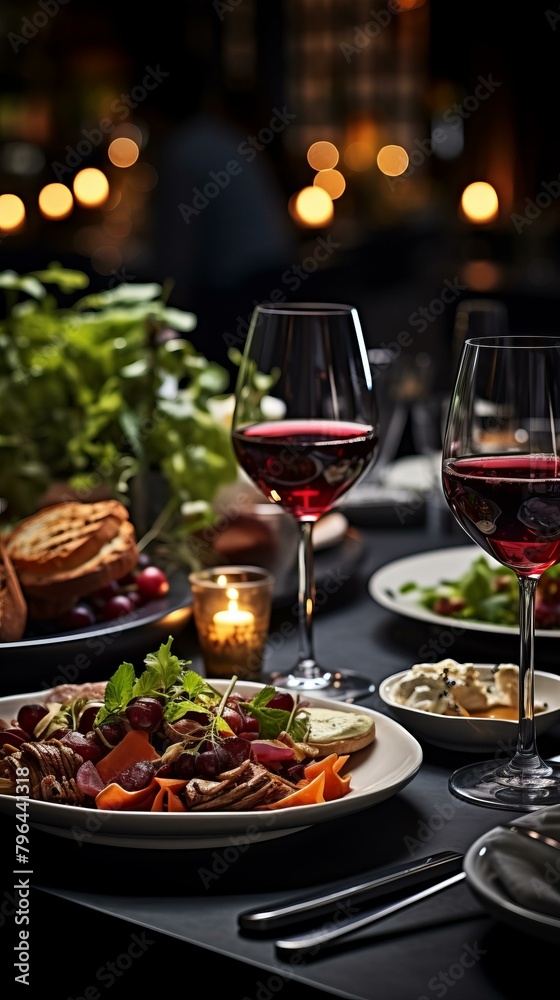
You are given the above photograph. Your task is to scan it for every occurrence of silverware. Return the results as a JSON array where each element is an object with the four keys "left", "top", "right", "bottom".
[
  {"left": 503, "top": 823, "right": 560, "bottom": 851},
  {"left": 274, "top": 871, "right": 466, "bottom": 957},
  {"left": 238, "top": 850, "right": 464, "bottom": 934}
]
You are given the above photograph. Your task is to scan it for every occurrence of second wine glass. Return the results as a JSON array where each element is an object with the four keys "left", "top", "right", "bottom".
[{"left": 231, "top": 302, "right": 379, "bottom": 699}]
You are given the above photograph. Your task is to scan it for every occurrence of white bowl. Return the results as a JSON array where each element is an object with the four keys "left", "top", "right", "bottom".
[{"left": 378, "top": 665, "right": 560, "bottom": 753}]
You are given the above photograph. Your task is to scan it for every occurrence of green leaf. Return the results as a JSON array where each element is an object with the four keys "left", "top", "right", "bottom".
[
  {"left": 164, "top": 698, "right": 210, "bottom": 723},
  {"left": 0, "top": 272, "right": 46, "bottom": 299},
  {"left": 75, "top": 283, "right": 162, "bottom": 309},
  {"left": 159, "top": 306, "right": 197, "bottom": 333},
  {"left": 30, "top": 264, "right": 89, "bottom": 293},
  {"left": 182, "top": 670, "right": 209, "bottom": 699},
  {"left": 141, "top": 635, "right": 185, "bottom": 692},
  {"left": 95, "top": 661, "right": 135, "bottom": 724}
]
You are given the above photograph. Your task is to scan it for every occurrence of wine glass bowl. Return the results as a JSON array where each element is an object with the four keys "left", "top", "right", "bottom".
[
  {"left": 231, "top": 302, "right": 379, "bottom": 699},
  {"left": 442, "top": 335, "right": 560, "bottom": 809}
]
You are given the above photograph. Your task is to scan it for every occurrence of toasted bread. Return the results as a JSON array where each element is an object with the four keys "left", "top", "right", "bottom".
[
  {"left": 5, "top": 500, "right": 130, "bottom": 576},
  {"left": 19, "top": 520, "right": 138, "bottom": 620},
  {"left": 303, "top": 707, "right": 375, "bottom": 757},
  {"left": 0, "top": 538, "right": 28, "bottom": 642}
]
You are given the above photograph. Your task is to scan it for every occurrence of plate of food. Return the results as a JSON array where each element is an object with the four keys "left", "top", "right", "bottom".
[
  {"left": 0, "top": 500, "right": 192, "bottom": 686},
  {"left": 368, "top": 545, "right": 560, "bottom": 638},
  {"left": 0, "top": 636, "right": 422, "bottom": 849},
  {"left": 378, "top": 658, "right": 560, "bottom": 752}
]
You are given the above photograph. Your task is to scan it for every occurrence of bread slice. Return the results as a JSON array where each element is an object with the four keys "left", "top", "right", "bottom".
[
  {"left": 303, "top": 707, "right": 376, "bottom": 757},
  {"left": 0, "top": 537, "right": 28, "bottom": 641},
  {"left": 5, "top": 500, "right": 129, "bottom": 576},
  {"left": 19, "top": 520, "right": 138, "bottom": 620}
]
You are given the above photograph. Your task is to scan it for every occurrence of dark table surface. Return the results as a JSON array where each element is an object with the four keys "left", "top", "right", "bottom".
[{"left": 2, "top": 504, "right": 559, "bottom": 999}]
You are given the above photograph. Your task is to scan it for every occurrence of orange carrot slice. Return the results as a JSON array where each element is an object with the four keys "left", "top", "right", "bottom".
[
  {"left": 258, "top": 772, "right": 326, "bottom": 810},
  {"left": 303, "top": 753, "right": 352, "bottom": 800},
  {"left": 95, "top": 729, "right": 160, "bottom": 784},
  {"left": 151, "top": 777, "right": 187, "bottom": 812},
  {"left": 95, "top": 777, "right": 159, "bottom": 811}
]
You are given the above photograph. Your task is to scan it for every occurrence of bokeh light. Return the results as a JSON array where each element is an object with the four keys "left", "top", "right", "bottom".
[
  {"left": 73, "top": 168, "right": 110, "bottom": 207},
  {"left": 377, "top": 145, "right": 409, "bottom": 177},
  {"left": 38, "top": 183, "right": 73, "bottom": 220},
  {"left": 313, "top": 169, "right": 346, "bottom": 200},
  {"left": 108, "top": 137, "right": 140, "bottom": 168},
  {"left": 344, "top": 142, "right": 376, "bottom": 172},
  {"left": 289, "top": 186, "right": 334, "bottom": 227},
  {"left": 0, "top": 193, "right": 25, "bottom": 231},
  {"left": 307, "top": 141, "right": 339, "bottom": 171},
  {"left": 460, "top": 182, "right": 499, "bottom": 223}
]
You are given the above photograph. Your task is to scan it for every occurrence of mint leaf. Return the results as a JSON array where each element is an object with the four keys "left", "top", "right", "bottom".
[
  {"left": 164, "top": 699, "right": 210, "bottom": 723},
  {"left": 287, "top": 714, "right": 310, "bottom": 743},
  {"left": 243, "top": 704, "right": 292, "bottom": 740},
  {"left": 95, "top": 661, "right": 135, "bottom": 724}
]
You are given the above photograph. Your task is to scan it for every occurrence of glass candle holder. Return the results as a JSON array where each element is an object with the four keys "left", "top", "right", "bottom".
[{"left": 188, "top": 565, "right": 274, "bottom": 680}]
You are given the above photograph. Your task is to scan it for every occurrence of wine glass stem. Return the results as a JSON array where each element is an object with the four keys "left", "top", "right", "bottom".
[
  {"left": 295, "top": 520, "right": 320, "bottom": 678},
  {"left": 509, "top": 573, "right": 548, "bottom": 773}
]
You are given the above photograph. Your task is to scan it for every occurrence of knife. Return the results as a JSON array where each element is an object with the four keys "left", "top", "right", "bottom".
[
  {"left": 274, "top": 870, "right": 467, "bottom": 957},
  {"left": 238, "top": 850, "right": 464, "bottom": 933}
]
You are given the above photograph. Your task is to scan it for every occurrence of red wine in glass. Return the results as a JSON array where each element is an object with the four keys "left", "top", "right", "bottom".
[
  {"left": 443, "top": 454, "right": 560, "bottom": 575},
  {"left": 441, "top": 333, "right": 560, "bottom": 810},
  {"left": 231, "top": 301, "right": 379, "bottom": 699},
  {"left": 232, "top": 419, "right": 378, "bottom": 520}
]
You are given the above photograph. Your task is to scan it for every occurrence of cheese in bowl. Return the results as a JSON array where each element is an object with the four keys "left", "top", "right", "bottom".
[{"left": 379, "top": 659, "right": 560, "bottom": 752}]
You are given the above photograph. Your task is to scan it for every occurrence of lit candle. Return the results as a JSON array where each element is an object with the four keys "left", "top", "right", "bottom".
[{"left": 213, "top": 587, "right": 254, "bottom": 638}]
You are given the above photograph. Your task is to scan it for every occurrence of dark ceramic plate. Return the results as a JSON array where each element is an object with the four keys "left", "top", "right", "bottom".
[{"left": 0, "top": 569, "right": 192, "bottom": 694}]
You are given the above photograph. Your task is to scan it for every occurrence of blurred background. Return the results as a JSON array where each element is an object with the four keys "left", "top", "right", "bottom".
[{"left": 0, "top": 0, "right": 558, "bottom": 413}]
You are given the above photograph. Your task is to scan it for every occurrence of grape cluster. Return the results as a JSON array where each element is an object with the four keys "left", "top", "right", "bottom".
[{"left": 57, "top": 555, "right": 170, "bottom": 630}]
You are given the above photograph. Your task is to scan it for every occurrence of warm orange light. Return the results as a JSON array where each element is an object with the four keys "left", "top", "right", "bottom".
[
  {"left": 0, "top": 193, "right": 25, "bottom": 231},
  {"left": 460, "top": 259, "right": 503, "bottom": 291},
  {"left": 313, "top": 169, "right": 346, "bottom": 200},
  {"left": 377, "top": 145, "right": 409, "bottom": 177},
  {"left": 307, "top": 141, "right": 339, "bottom": 171},
  {"left": 73, "top": 168, "right": 109, "bottom": 207},
  {"left": 38, "top": 183, "right": 73, "bottom": 220},
  {"left": 344, "top": 142, "right": 376, "bottom": 172},
  {"left": 289, "top": 186, "right": 334, "bottom": 227},
  {"left": 108, "top": 137, "right": 140, "bottom": 168},
  {"left": 460, "top": 182, "right": 499, "bottom": 223}
]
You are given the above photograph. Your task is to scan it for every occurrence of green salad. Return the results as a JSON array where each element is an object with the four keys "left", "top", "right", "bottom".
[{"left": 398, "top": 556, "right": 560, "bottom": 629}]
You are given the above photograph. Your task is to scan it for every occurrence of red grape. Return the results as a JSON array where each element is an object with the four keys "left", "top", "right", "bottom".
[
  {"left": 173, "top": 752, "right": 198, "bottom": 780},
  {"left": 134, "top": 566, "right": 170, "bottom": 600},
  {"left": 17, "top": 703, "right": 49, "bottom": 735},
  {"left": 60, "top": 730, "right": 103, "bottom": 763},
  {"left": 59, "top": 604, "right": 97, "bottom": 630},
  {"left": 100, "top": 595, "right": 135, "bottom": 620},
  {"left": 112, "top": 760, "right": 155, "bottom": 792},
  {"left": 125, "top": 696, "right": 164, "bottom": 732},
  {"left": 1, "top": 727, "right": 30, "bottom": 749},
  {"left": 96, "top": 721, "right": 124, "bottom": 747}
]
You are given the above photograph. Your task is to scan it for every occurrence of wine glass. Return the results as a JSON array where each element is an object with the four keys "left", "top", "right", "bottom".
[
  {"left": 442, "top": 335, "right": 560, "bottom": 809},
  {"left": 231, "top": 302, "right": 379, "bottom": 699}
]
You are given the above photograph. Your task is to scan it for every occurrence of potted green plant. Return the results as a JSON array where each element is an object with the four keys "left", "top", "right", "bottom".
[{"left": 0, "top": 262, "right": 239, "bottom": 565}]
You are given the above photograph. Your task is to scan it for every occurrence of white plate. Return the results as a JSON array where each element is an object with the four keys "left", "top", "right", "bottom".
[
  {"left": 464, "top": 824, "right": 560, "bottom": 944},
  {"left": 0, "top": 683, "right": 422, "bottom": 850},
  {"left": 379, "top": 666, "right": 560, "bottom": 752},
  {"left": 368, "top": 544, "right": 560, "bottom": 639}
]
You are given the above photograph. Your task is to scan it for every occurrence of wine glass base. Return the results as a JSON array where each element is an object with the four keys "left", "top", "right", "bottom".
[
  {"left": 449, "top": 758, "right": 560, "bottom": 811},
  {"left": 266, "top": 668, "right": 376, "bottom": 702}
]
